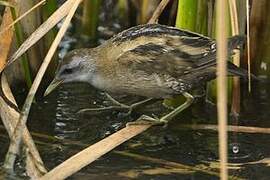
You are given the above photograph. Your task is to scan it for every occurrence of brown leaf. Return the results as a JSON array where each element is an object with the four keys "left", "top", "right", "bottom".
[
  {"left": 5, "top": 0, "right": 74, "bottom": 68},
  {"left": 0, "top": 8, "right": 14, "bottom": 71}
]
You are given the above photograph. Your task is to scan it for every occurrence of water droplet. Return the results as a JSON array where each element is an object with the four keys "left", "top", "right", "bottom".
[{"left": 232, "top": 144, "right": 240, "bottom": 154}]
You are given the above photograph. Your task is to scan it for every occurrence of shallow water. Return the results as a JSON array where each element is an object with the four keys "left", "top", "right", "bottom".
[{"left": 1, "top": 80, "right": 270, "bottom": 179}]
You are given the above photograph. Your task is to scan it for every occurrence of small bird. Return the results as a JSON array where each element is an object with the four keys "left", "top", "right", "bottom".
[{"left": 45, "top": 24, "right": 248, "bottom": 124}]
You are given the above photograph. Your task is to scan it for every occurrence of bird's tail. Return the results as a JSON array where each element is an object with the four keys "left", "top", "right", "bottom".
[
  {"left": 226, "top": 35, "right": 259, "bottom": 80},
  {"left": 228, "top": 35, "right": 246, "bottom": 51},
  {"left": 227, "top": 62, "right": 259, "bottom": 80}
]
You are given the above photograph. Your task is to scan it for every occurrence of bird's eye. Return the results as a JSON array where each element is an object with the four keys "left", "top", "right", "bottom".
[{"left": 62, "top": 68, "right": 73, "bottom": 74}]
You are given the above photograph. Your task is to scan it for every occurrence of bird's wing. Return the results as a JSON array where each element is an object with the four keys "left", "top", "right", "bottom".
[{"left": 113, "top": 25, "right": 217, "bottom": 77}]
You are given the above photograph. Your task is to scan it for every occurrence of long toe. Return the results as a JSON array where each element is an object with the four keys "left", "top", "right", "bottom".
[{"left": 126, "top": 115, "right": 168, "bottom": 126}]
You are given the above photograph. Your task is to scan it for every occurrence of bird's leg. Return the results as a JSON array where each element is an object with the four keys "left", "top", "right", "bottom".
[
  {"left": 127, "top": 92, "right": 194, "bottom": 126},
  {"left": 78, "top": 93, "right": 156, "bottom": 114},
  {"left": 159, "top": 92, "right": 194, "bottom": 123},
  {"left": 105, "top": 93, "right": 157, "bottom": 114},
  {"left": 104, "top": 93, "right": 130, "bottom": 108}
]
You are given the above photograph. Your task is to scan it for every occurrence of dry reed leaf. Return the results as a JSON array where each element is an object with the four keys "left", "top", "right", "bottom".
[
  {"left": 3, "top": 0, "right": 82, "bottom": 176},
  {"left": 0, "top": 1, "right": 15, "bottom": 7},
  {"left": 206, "top": 158, "right": 270, "bottom": 170},
  {"left": 147, "top": 0, "right": 170, "bottom": 24},
  {"left": 0, "top": 7, "right": 47, "bottom": 177},
  {"left": 118, "top": 167, "right": 194, "bottom": 178},
  {"left": 182, "top": 124, "right": 270, "bottom": 134},
  {"left": 0, "top": 8, "right": 13, "bottom": 71},
  {"left": 114, "top": 151, "right": 220, "bottom": 177},
  {"left": 5, "top": 0, "right": 74, "bottom": 67},
  {"left": 0, "top": 0, "right": 46, "bottom": 36},
  {"left": 40, "top": 123, "right": 151, "bottom": 180}
]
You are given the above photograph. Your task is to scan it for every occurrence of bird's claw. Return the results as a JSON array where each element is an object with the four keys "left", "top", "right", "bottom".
[{"left": 126, "top": 115, "right": 168, "bottom": 127}]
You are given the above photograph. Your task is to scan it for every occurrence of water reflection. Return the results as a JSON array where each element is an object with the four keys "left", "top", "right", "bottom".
[{"left": 1, "top": 80, "right": 270, "bottom": 179}]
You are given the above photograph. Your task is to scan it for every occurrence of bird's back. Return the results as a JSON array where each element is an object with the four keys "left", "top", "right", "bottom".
[{"left": 96, "top": 24, "right": 245, "bottom": 98}]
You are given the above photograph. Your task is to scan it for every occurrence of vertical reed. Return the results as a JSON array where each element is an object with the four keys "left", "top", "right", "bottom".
[
  {"left": 196, "top": 0, "right": 208, "bottom": 35},
  {"left": 42, "top": 0, "right": 58, "bottom": 75},
  {"left": 176, "top": 0, "right": 198, "bottom": 31},
  {"left": 216, "top": 0, "right": 228, "bottom": 179},
  {"left": 246, "top": 0, "right": 251, "bottom": 91},
  {"left": 118, "top": 0, "right": 128, "bottom": 25},
  {"left": 229, "top": 0, "right": 240, "bottom": 116},
  {"left": 82, "top": 0, "right": 101, "bottom": 40},
  {"left": 10, "top": 8, "right": 32, "bottom": 88},
  {"left": 42, "top": 0, "right": 57, "bottom": 44}
]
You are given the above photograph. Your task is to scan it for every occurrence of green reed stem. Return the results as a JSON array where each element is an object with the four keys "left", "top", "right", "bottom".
[
  {"left": 10, "top": 8, "right": 32, "bottom": 88},
  {"left": 118, "top": 0, "right": 127, "bottom": 21},
  {"left": 176, "top": 0, "right": 198, "bottom": 31},
  {"left": 42, "top": 0, "right": 57, "bottom": 46},
  {"left": 82, "top": 0, "right": 102, "bottom": 39},
  {"left": 42, "top": 0, "right": 58, "bottom": 75},
  {"left": 43, "top": 0, "right": 57, "bottom": 39},
  {"left": 196, "top": 0, "right": 208, "bottom": 35}
]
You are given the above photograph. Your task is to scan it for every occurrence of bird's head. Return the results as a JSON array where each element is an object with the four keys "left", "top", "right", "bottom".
[{"left": 44, "top": 49, "right": 97, "bottom": 96}]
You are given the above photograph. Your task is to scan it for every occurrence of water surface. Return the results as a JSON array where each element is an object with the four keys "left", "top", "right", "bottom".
[{"left": 1, "top": 80, "right": 269, "bottom": 179}]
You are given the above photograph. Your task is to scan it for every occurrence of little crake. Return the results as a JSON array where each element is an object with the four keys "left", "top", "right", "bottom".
[{"left": 45, "top": 24, "right": 247, "bottom": 124}]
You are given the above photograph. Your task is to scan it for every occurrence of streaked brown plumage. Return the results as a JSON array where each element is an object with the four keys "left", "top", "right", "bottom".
[{"left": 45, "top": 24, "right": 247, "bottom": 100}]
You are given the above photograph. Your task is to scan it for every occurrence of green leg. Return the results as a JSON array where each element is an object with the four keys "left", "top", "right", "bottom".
[
  {"left": 77, "top": 93, "right": 156, "bottom": 114},
  {"left": 160, "top": 92, "right": 194, "bottom": 123},
  {"left": 127, "top": 92, "right": 194, "bottom": 126}
]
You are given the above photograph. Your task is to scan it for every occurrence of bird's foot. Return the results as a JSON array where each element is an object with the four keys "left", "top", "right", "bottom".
[
  {"left": 126, "top": 115, "right": 168, "bottom": 127},
  {"left": 128, "top": 92, "right": 194, "bottom": 127}
]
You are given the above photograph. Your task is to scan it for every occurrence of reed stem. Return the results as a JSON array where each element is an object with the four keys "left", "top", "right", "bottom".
[
  {"left": 10, "top": 8, "right": 32, "bottom": 88},
  {"left": 82, "top": 0, "right": 101, "bottom": 40}
]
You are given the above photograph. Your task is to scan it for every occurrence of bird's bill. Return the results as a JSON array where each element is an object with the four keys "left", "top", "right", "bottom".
[{"left": 44, "top": 78, "right": 64, "bottom": 96}]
